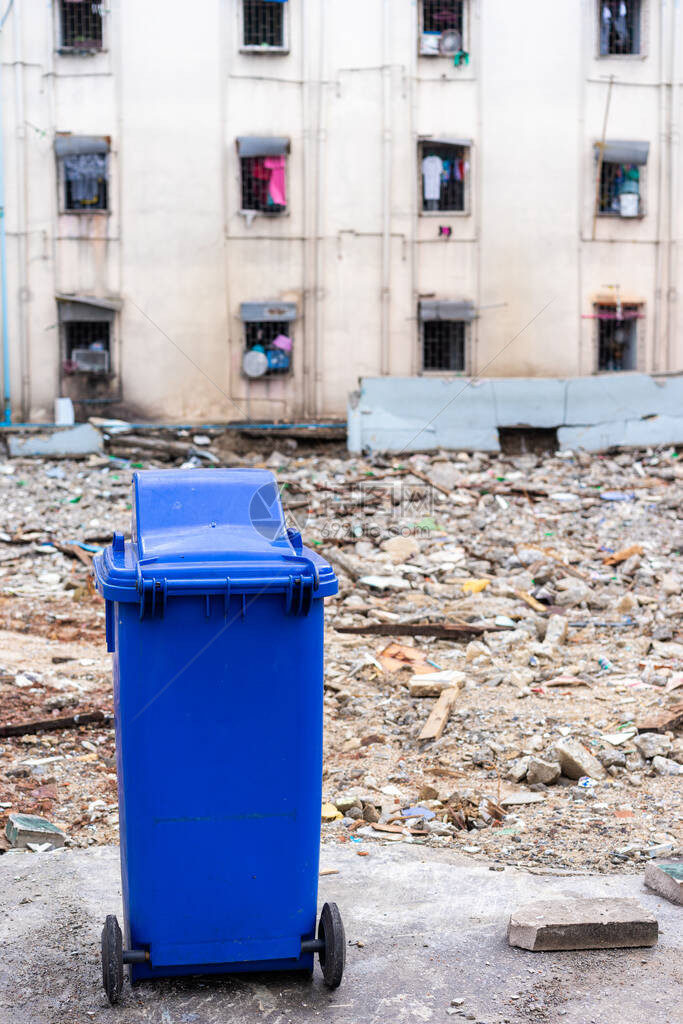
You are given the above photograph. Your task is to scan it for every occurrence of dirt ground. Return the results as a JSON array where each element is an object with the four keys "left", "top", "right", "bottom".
[{"left": 0, "top": 436, "right": 681, "bottom": 873}]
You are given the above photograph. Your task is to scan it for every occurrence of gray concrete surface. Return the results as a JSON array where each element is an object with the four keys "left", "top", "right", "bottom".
[{"left": 0, "top": 843, "right": 680, "bottom": 1024}]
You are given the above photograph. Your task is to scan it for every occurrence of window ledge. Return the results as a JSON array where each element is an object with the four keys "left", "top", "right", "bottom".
[
  {"left": 59, "top": 209, "right": 110, "bottom": 216},
  {"left": 420, "top": 370, "right": 468, "bottom": 377},
  {"left": 597, "top": 213, "right": 646, "bottom": 220},
  {"left": 420, "top": 210, "right": 470, "bottom": 218},
  {"left": 57, "top": 48, "right": 107, "bottom": 56},
  {"left": 596, "top": 53, "right": 646, "bottom": 61},
  {"left": 239, "top": 46, "right": 289, "bottom": 55}
]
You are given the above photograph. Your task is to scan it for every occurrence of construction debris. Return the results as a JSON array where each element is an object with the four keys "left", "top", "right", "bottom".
[
  {"left": 644, "top": 861, "right": 683, "bottom": 905},
  {"left": 0, "top": 441, "right": 681, "bottom": 870},
  {"left": 507, "top": 897, "right": 658, "bottom": 951},
  {"left": 5, "top": 812, "right": 66, "bottom": 849}
]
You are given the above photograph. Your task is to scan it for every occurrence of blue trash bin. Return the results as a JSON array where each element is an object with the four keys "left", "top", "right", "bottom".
[{"left": 93, "top": 469, "right": 344, "bottom": 1003}]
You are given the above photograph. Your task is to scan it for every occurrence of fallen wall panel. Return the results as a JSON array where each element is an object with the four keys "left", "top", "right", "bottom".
[{"left": 348, "top": 374, "right": 683, "bottom": 453}]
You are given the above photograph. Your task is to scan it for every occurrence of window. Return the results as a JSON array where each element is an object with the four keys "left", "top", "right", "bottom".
[
  {"left": 63, "top": 321, "right": 111, "bottom": 374},
  {"left": 237, "top": 137, "right": 289, "bottom": 215},
  {"left": 595, "top": 304, "right": 640, "bottom": 371},
  {"left": 242, "top": 0, "right": 286, "bottom": 50},
  {"left": 60, "top": 1, "right": 103, "bottom": 52},
  {"left": 598, "top": 1, "right": 642, "bottom": 56},
  {"left": 420, "top": 141, "right": 470, "bottom": 213},
  {"left": 420, "top": 1, "right": 466, "bottom": 57},
  {"left": 240, "top": 302, "right": 295, "bottom": 377},
  {"left": 419, "top": 301, "right": 474, "bottom": 372},
  {"left": 594, "top": 141, "right": 648, "bottom": 218},
  {"left": 55, "top": 135, "right": 109, "bottom": 212}
]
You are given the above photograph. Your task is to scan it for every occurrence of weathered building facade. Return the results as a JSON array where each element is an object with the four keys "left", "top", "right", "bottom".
[{"left": 0, "top": 0, "right": 681, "bottom": 423}]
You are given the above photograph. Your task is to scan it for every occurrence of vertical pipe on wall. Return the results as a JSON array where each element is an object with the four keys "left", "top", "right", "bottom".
[
  {"left": 12, "top": 0, "right": 28, "bottom": 419},
  {"left": 380, "top": 0, "right": 392, "bottom": 375},
  {"left": 0, "top": 1, "right": 12, "bottom": 423},
  {"left": 312, "top": 0, "right": 326, "bottom": 415},
  {"left": 301, "top": 0, "right": 313, "bottom": 416},
  {"left": 653, "top": 0, "right": 666, "bottom": 372},
  {"left": 408, "top": 0, "right": 418, "bottom": 375},
  {"left": 665, "top": 0, "right": 680, "bottom": 371}
]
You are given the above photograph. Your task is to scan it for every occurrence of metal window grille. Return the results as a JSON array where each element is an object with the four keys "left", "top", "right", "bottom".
[
  {"left": 63, "top": 154, "right": 108, "bottom": 211},
  {"left": 598, "top": 161, "right": 641, "bottom": 215},
  {"left": 63, "top": 321, "right": 111, "bottom": 372},
  {"left": 422, "top": 0, "right": 464, "bottom": 35},
  {"left": 596, "top": 304, "right": 639, "bottom": 371},
  {"left": 245, "top": 321, "right": 291, "bottom": 375},
  {"left": 421, "top": 143, "right": 467, "bottom": 213},
  {"left": 60, "top": 1, "right": 103, "bottom": 51},
  {"left": 241, "top": 156, "right": 286, "bottom": 213},
  {"left": 243, "top": 0, "right": 285, "bottom": 47},
  {"left": 599, "top": 0, "right": 641, "bottom": 55},
  {"left": 423, "top": 320, "right": 466, "bottom": 372}
]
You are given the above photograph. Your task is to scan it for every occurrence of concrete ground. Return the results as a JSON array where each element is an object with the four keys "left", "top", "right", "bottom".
[{"left": 0, "top": 844, "right": 679, "bottom": 1024}]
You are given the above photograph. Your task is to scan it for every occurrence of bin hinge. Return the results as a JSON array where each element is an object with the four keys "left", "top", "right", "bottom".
[
  {"left": 285, "top": 573, "right": 315, "bottom": 616},
  {"left": 137, "top": 572, "right": 167, "bottom": 619}
]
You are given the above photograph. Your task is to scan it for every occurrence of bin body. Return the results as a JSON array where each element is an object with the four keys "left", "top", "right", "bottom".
[{"left": 94, "top": 469, "right": 337, "bottom": 980}]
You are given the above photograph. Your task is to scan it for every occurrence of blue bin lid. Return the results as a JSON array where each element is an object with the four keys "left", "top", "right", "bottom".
[{"left": 93, "top": 469, "right": 337, "bottom": 613}]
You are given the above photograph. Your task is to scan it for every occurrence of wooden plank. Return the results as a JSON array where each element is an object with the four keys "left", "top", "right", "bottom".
[
  {"left": 336, "top": 623, "right": 505, "bottom": 639},
  {"left": 418, "top": 687, "right": 459, "bottom": 742},
  {"left": 515, "top": 589, "right": 548, "bottom": 614},
  {"left": 0, "top": 710, "right": 110, "bottom": 739}
]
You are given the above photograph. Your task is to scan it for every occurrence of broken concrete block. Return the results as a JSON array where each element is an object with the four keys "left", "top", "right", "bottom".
[
  {"left": 525, "top": 757, "right": 561, "bottom": 786},
  {"left": 5, "top": 813, "right": 66, "bottom": 849},
  {"left": 543, "top": 614, "right": 568, "bottom": 647},
  {"left": 634, "top": 733, "right": 672, "bottom": 760},
  {"left": 508, "top": 898, "right": 658, "bottom": 951},
  {"left": 380, "top": 535, "right": 420, "bottom": 563},
  {"left": 651, "top": 755, "right": 682, "bottom": 776},
  {"left": 554, "top": 738, "right": 606, "bottom": 780},
  {"left": 644, "top": 861, "right": 683, "bottom": 906}
]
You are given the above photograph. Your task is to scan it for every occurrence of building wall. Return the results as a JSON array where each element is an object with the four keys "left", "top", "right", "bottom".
[{"left": 0, "top": 0, "right": 680, "bottom": 423}]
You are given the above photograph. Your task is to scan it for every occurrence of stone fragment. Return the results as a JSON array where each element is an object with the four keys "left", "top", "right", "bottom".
[
  {"left": 362, "top": 803, "right": 380, "bottom": 823},
  {"left": 644, "top": 861, "right": 683, "bottom": 906},
  {"left": 543, "top": 614, "right": 568, "bottom": 647},
  {"left": 507, "top": 756, "right": 530, "bottom": 783},
  {"left": 508, "top": 898, "right": 658, "bottom": 951},
  {"left": 634, "top": 733, "right": 672, "bottom": 760},
  {"left": 418, "top": 783, "right": 439, "bottom": 802},
  {"left": 660, "top": 572, "right": 681, "bottom": 596},
  {"left": 5, "top": 813, "right": 66, "bottom": 849},
  {"left": 334, "top": 794, "right": 362, "bottom": 814},
  {"left": 554, "top": 738, "right": 606, "bottom": 780},
  {"left": 381, "top": 535, "right": 420, "bottom": 562},
  {"left": 651, "top": 755, "right": 682, "bottom": 776},
  {"left": 554, "top": 583, "right": 589, "bottom": 607},
  {"left": 525, "top": 757, "right": 561, "bottom": 786}
]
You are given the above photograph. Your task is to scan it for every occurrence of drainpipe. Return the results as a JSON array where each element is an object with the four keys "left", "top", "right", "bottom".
[
  {"left": 0, "top": 0, "right": 13, "bottom": 423},
  {"left": 12, "top": 0, "right": 28, "bottom": 419},
  {"left": 665, "top": 0, "right": 680, "bottom": 371},
  {"left": 380, "top": 0, "right": 392, "bottom": 376}
]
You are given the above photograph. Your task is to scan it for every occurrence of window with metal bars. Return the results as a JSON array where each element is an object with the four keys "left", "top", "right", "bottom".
[
  {"left": 595, "top": 304, "right": 640, "bottom": 371},
  {"left": 422, "top": 0, "right": 464, "bottom": 35},
  {"left": 241, "top": 156, "right": 286, "bottom": 213},
  {"left": 62, "top": 153, "right": 108, "bottom": 211},
  {"left": 243, "top": 0, "right": 285, "bottom": 49},
  {"left": 245, "top": 321, "right": 291, "bottom": 375},
  {"left": 420, "top": 143, "right": 468, "bottom": 213},
  {"left": 598, "top": 161, "right": 642, "bottom": 216},
  {"left": 422, "top": 320, "right": 466, "bottom": 372},
  {"left": 60, "top": 1, "right": 103, "bottom": 52},
  {"left": 63, "top": 321, "right": 111, "bottom": 374},
  {"left": 598, "top": 0, "right": 641, "bottom": 55}
]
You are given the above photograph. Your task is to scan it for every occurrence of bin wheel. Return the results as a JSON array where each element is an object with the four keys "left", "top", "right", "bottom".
[
  {"left": 101, "top": 914, "right": 124, "bottom": 1005},
  {"left": 317, "top": 902, "right": 345, "bottom": 988}
]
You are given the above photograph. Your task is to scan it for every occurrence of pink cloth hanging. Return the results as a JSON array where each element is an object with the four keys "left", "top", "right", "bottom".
[{"left": 264, "top": 156, "right": 287, "bottom": 206}]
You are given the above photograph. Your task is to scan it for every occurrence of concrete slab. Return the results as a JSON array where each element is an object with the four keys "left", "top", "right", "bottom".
[
  {"left": 508, "top": 897, "right": 658, "bottom": 951},
  {"left": 6, "top": 424, "right": 103, "bottom": 458},
  {"left": 0, "top": 844, "right": 681, "bottom": 1023},
  {"left": 644, "top": 861, "right": 683, "bottom": 906}
]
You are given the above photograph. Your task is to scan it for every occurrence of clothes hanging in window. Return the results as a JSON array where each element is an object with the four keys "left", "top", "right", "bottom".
[
  {"left": 422, "top": 155, "right": 443, "bottom": 202},
  {"left": 63, "top": 153, "right": 106, "bottom": 205},
  {"left": 264, "top": 156, "right": 286, "bottom": 206}
]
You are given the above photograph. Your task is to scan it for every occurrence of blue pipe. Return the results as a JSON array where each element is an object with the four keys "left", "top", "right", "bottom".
[{"left": 0, "top": 1, "right": 13, "bottom": 424}]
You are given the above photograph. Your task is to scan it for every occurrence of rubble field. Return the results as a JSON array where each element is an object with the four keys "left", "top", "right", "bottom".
[{"left": 0, "top": 434, "right": 681, "bottom": 875}]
